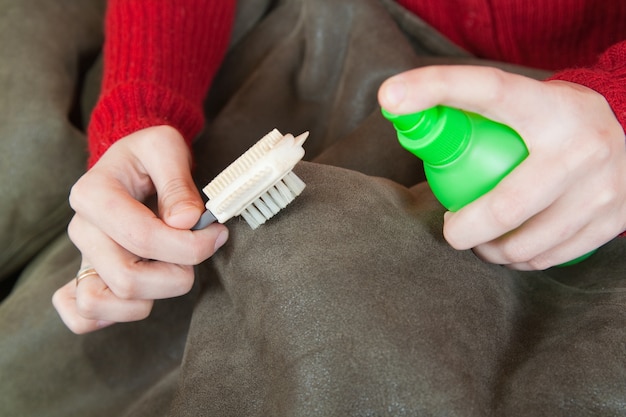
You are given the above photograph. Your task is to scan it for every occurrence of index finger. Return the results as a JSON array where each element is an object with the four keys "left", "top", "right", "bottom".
[
  {"left": 442, "top": 151, "right": 566, "bottom": 250},
  {"left": 70, "top": 177, "right": 226, "bottom": 265}
]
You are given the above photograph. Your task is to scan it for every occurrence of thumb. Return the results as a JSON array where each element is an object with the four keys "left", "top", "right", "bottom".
[
  {"left": 157, "top": 172, "right": 205, "bottom": 230},
  {"left": 138, "top": 127, "right": 205, "bottom": 230}
]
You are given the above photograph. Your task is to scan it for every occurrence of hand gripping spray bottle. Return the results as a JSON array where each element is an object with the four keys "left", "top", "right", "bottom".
[{"left": 382, "top": 105, "right": 593, "bottom": 267}]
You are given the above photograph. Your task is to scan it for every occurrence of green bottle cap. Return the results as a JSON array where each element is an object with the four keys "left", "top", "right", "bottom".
[{"left": 382, "top": 106, "right": 470, "bottom": 166}]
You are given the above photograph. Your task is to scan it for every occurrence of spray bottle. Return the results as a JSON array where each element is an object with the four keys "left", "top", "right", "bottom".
[{"left": 382, "top": 105, "right": 593, "bottom": 266}]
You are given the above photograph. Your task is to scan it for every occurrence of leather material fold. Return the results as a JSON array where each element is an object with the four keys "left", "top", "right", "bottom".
[{"left": 1, "top": 0, "right": 624, "bottom": 415}]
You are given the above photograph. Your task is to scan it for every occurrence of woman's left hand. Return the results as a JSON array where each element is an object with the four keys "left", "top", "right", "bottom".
[{"left": 378, "top": 65, "right": 626, "bottom": 270}]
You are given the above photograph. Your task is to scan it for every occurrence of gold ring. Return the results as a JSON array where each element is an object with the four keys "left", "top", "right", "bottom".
[{"left": 75, "top": 266, "right": 99, "bottom": 286}]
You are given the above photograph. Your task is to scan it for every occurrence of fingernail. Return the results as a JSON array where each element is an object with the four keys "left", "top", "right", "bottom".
[
  {"left": 214, "top": 231, "right": 229, "bottom": 252},
  {"left": 384, "top": 79, "right": 407, "bottom": 106}
]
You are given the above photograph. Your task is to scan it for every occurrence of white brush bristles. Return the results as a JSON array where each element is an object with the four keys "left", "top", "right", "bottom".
[
  {"left": 239, "top": 171, "right": 306, "bottom": 229},
  {"left": 202, "top": 129, "right": 308, "bottom": 229}
]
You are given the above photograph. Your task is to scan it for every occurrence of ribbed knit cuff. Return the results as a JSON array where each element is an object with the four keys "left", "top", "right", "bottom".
[
  {"left": 87, "top": 82, "right": 204, "bottom": 167},
  {"left": 86, "top": 0, "right": 236, "bottom": 168}
]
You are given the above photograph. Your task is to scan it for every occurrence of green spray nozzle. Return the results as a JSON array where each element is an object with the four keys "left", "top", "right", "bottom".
[
  {"left": 382, "top": 106, "right": 471, "bottom": 166},
  {"left": 381, "top": 108, "right": 428, "bottom": 131}
]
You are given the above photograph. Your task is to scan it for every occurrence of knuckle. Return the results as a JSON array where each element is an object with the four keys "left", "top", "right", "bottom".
[
  {"left": 51, "top": 288, "right": 69, "bottom": 316},
  {"left": 75, "top": 292, "right": 101, "bottom": 320},
  {"left": 135, "top": 302, "right": 154, "bottom": 321},
  {"left": 68, "top": 176, "right": 90, "bottom": 212},
  {"left": 482, "top": 67, "right": 509, "bottom": 105},
  {"left": 66, "top": 217, "right": 80, "bottom": 244},
  {"left": 442, "top": 224, "right": 465, "bottom": 250},
  {"left": 110, "top": 281, "right": 136, "bottom": 300},
  {"left": 62, "top": 315, "right": 93, "bottom": 335},
  {"left": 526, "top": 256, "right": 553, "bottom": 271},
  {"left": 67, "top": 322, "right": 90, "bottom": 335},
  {"left": 107, "top": 270, "right": 138, "bottom": 300},
  {"left": 584, "top": 135, "right": 612, "bottom": 165},
  {"left": 500, "top": 240, "right": 533, "bottom": 264},
  {"left": 425, "top": 69, "right": 450, "bottom": 97},
  {"left": 68, "top": 184, "right": 81, "bottom": 212},
  {"left": 188, "top": 238, "right": 210, "bottom": 265},
  {"left": 596, "top": 181, "right": 619, "bottom": 209},
  {"left": 177, "top": 267, "right": 196, "bottom": 294},
  {"left": 487, "top": 195, "right": 526, "bottom": 231}
]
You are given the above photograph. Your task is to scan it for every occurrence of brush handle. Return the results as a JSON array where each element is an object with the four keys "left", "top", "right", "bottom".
[{"left": 191, "top": 210, "right": 218, "bottom": 230}]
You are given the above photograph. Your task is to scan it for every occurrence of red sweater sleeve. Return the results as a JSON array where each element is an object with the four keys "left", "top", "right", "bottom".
[
  {"left": 87, "top": 0, "right": 236, "bottom": 167},
  {"left": 547, "top": 40, "right": 626, "bottom": 135}
]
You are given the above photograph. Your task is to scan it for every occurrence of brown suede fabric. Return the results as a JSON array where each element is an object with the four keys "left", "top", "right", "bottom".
[
  {"left": 0, "top": 0, "right": 104, "bottom": 280},
  {"left": 0, "top": 0, "right": 624, "bottom": 416}
]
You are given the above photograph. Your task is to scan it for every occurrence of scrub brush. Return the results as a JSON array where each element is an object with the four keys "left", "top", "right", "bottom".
[{"left": 192, "top": 128, "right": 308, "bottom": 230}]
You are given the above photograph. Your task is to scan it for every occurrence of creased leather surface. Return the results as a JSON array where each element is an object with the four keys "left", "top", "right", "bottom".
[
  {"left": 0, "top": 0, "right": 624, "bottom": 416},
  {"left": 0, "top": 0, "right": 105, "bottom": 280}
]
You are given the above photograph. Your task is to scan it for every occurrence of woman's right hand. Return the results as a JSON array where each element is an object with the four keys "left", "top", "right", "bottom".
[
  {"left": 378, "top": 65, "right": 626, "bottom": 270},
  {"left": 52, "top": 125, "right": 228, "bottom": 334}
]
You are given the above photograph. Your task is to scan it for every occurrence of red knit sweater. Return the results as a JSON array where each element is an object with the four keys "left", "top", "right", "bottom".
[
  {"left": 87, "top": 0, "right": 626, "bottom": 167},
  {"left": 87, "top": 0, "right": 236, "bottom": 166}
]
